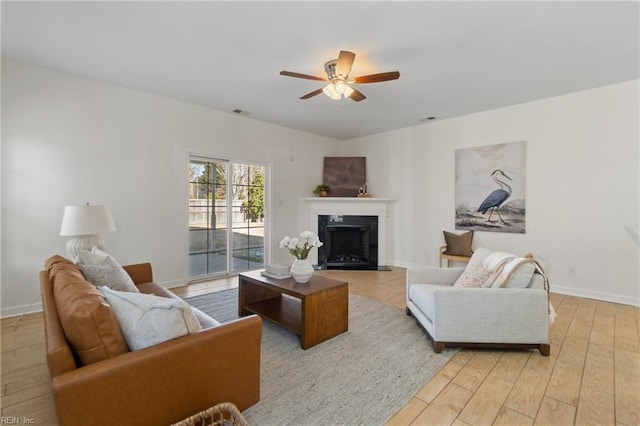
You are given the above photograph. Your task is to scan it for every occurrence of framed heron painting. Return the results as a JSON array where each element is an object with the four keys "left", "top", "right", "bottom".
[{"left": 455, "top": 141, "right": 526, "bottom": 234}]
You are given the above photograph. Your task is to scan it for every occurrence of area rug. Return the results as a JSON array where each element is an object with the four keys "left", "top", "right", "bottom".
[{"left": 185, "top": 289, "right": 456, "bottom": 426}]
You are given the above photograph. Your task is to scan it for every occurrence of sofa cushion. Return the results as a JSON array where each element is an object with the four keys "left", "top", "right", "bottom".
[
  {"left": 465, "top": 247, "right": 494, "bottom": 270},
  {"left": 99, "top": 287, "right": 203, "bottom": 351},
  {"left": 77, "top": 248, "right": 139, "bottom": 293},
  {"left": 136, "top": 281, "right": 179, "bottom": 298},
  {"left": 47, "top": 256, "right": 129, "bottom": 366},
  {"left": 482, "top": 252, "right": 536, "bottom": 288},
  {"left": 495, "top": 261, "right": 536, "bottom": 288},
  {"left": 529, "top": 273, "right": 545, "bottom": 289},
  {"left": 443, "top": 230, "right": 474, "bottom": 256},
  {"left": 191, "top": 306, "right": 222, "bottom": 329}
]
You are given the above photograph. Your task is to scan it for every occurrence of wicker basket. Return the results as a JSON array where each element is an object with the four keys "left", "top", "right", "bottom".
[{"left": 172, "top": 402, "right": 249, "bottom": 426}]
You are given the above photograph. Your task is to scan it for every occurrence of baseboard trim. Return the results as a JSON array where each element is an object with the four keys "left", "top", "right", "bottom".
[
  {"left": 552, "top": 285, "right": 639, "bottom": 307},
  {"left": 3, "top": 276, "right": 636, "bottom": 318},
  {"left": 392, "top": 260, "right": 421, "bottom": 269},
  {"left": 160, "top": 278, "right": 188, "bottom": 289},
  {"left": 1, "top": 299, "right": 44, "bottom": 319},
  {"left": 1, "top": 279, "right": 187, "bottom": 319}
]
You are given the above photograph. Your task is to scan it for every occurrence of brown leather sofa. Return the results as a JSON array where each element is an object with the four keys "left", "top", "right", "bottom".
[{"left": 40, "top": 255, "right": 262, "bottom": 426}]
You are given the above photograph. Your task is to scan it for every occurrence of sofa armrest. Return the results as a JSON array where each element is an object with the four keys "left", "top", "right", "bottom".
[
  {"left": 122, "top": 262, "right": 153, "bottom": 284},
  {"left": 406, "top": 267, "right": 465, "bottom": 287},
  {"left": 430, "top": 288, "right": 549, "bottom": 343},
  {"left": 51, "top": 315, "right": 262, "bottom": 426},
  {"left": 40, "top": 271, "right": 77, "bottom": 377}
]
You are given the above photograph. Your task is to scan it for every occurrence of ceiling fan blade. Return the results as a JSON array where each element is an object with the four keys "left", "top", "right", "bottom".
[
  {"left": 349, "top": 88, "right": 366, "bottom": 102},
  {"left": 300, "top": 88, "right": 324, "bottom": 99},
  {"left": 280, "top": 71, "right": 327, "bottom": 82},
  {"left": 352, "top": 71, "right": 400, "bottom": 84},
  {"left": 336, "top": 51, "right": 356, "bottom": 78}
]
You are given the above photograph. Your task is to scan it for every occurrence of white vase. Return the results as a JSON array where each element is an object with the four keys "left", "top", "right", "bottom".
[{"left": 290, "top": 258, "right": 314, "bottom": 283}]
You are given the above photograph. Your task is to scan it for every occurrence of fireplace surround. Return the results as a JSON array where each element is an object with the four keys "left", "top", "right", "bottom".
[
  {"left": 317, "top": 215, "right": 378, "bottom": 270},
  {"left": 300, "top": 197, "right": 393, "bottom": 269}
]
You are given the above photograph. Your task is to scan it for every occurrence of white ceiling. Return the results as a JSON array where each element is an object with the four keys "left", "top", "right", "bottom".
[{"left": 2, "top": 1, "right": 638, "bottom": 140}]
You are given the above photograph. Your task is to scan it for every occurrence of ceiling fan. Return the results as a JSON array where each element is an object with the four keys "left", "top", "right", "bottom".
[{"left": 280, "top": 50, "right": 400, "bottom": 102}]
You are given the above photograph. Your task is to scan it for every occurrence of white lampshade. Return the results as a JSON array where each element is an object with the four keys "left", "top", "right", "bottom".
[
  {"left": 60, "top": 205, "right": 116, "bottom": 261},
  {"left": 60, "top": 205, "right": 116, "bottom": 236}
]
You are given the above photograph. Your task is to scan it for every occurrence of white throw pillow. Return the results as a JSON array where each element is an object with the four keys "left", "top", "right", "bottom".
[
  {"left": 77, "top": 248, "right": 139, "bottom": 292},
  {"left": 99, "top": 287, "right": 202, "bottom": 351},
  {"left": 77, "top": 247, "right": 111, "bottom": 265}
]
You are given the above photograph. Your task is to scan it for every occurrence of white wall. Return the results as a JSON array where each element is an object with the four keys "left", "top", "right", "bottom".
[
  {"left": 345, "top": 80, "right": 640, "bottom": 306},
  {"left": 3, "top": 57, "right": 638, "bottom": 316},
  {"left": 1, "top": 57, "right": 342, "bottom": 316}
]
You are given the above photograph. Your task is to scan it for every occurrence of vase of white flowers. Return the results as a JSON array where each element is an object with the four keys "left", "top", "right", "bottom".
[
  {"left": 289, "top": 258, "right": 314, "bottom": 283},
  {"left": 280, "top": 231, "right": 323, "bottom": 283}
]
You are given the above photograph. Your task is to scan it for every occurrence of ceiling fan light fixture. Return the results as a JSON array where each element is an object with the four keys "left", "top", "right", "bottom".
[
  {"left": 281, "top": 50, "right": 400, "bottom": 103},
  {"left": 322, "top": 83, "right": 342, "bottom": 101},
  {"left": 323, "top": 80, "right": 353, "bottom": 100},
  {"left": 322, "top": 83, "right": 341, "bottom": 100},
  {"left": 343, "top": 85, "right": 354, "bottom": 97}
]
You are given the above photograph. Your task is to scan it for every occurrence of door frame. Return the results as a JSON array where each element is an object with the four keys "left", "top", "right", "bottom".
[{"left": 187, "top": 153, "right": 271, "bottom": 282}]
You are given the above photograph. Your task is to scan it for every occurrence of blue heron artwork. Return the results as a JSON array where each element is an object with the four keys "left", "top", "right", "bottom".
[
  {"left": 477, "top": 169, "right": 512, "bottom": 224},
  {"left": 455, "top": 141, "right": 526, "bottom": 233}
]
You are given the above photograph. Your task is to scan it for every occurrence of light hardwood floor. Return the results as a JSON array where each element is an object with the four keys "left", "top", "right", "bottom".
[{"left": 2, "top": 267, "right": 638, "bottom": 425}]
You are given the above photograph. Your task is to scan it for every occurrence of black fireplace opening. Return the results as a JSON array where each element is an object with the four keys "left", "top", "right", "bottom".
[{"left": 317, "top": 215, "right": 378, "bottom": 270}]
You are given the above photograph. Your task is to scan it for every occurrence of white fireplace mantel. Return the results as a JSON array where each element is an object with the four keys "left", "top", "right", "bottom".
[{"left": 300, "top": 197, "right": 394, "bottom": 266}]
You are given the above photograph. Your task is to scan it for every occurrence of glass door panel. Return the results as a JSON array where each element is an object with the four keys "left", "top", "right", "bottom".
[
  {"left": 230, "top": 164, "right": 265, "bottom": 272},
  {"left": 189, "top": 159, "right": 265, "bottom": 280},
  {"left": 188, "top": 159, "right": 228, "bottom": 278}
]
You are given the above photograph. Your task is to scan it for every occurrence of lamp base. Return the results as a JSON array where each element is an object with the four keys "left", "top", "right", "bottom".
[{"left": 65, "top": 235, "right": 104, "bottom": 262}]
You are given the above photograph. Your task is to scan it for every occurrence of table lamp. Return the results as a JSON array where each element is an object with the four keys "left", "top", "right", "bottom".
[{"left": 60, "top": 204, "right": 116, "bottom": 261}]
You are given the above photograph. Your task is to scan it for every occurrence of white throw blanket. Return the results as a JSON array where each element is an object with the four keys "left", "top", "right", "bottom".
[{"left": 482, "top": 251, "right": 557, "bottom": 324}]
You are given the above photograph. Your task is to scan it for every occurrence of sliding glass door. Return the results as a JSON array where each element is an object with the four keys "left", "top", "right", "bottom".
[{"left": 188, "top": 157, "right": 266, "bottom": 280}]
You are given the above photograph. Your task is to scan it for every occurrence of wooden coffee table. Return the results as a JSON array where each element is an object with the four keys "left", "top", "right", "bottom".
[{"left": 238, "top": 270, "right": 348, "bottom": 349}]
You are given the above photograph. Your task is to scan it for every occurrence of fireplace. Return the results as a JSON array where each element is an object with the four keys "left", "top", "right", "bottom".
[
  {"left": 302, "top": 197, "right": 393, "bottom": 268},
  {"left": 317, "top": 215, "right": 378, "bottom": 270}
]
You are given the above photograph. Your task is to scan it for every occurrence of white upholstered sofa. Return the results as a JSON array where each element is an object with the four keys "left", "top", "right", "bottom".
[{"left": 406, "top": 247, "right": 551, "bottom": 356}]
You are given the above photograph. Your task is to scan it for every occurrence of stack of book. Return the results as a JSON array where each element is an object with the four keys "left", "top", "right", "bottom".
[{"left": 260, "top": 263, "right": 291, "bottom": 280}]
